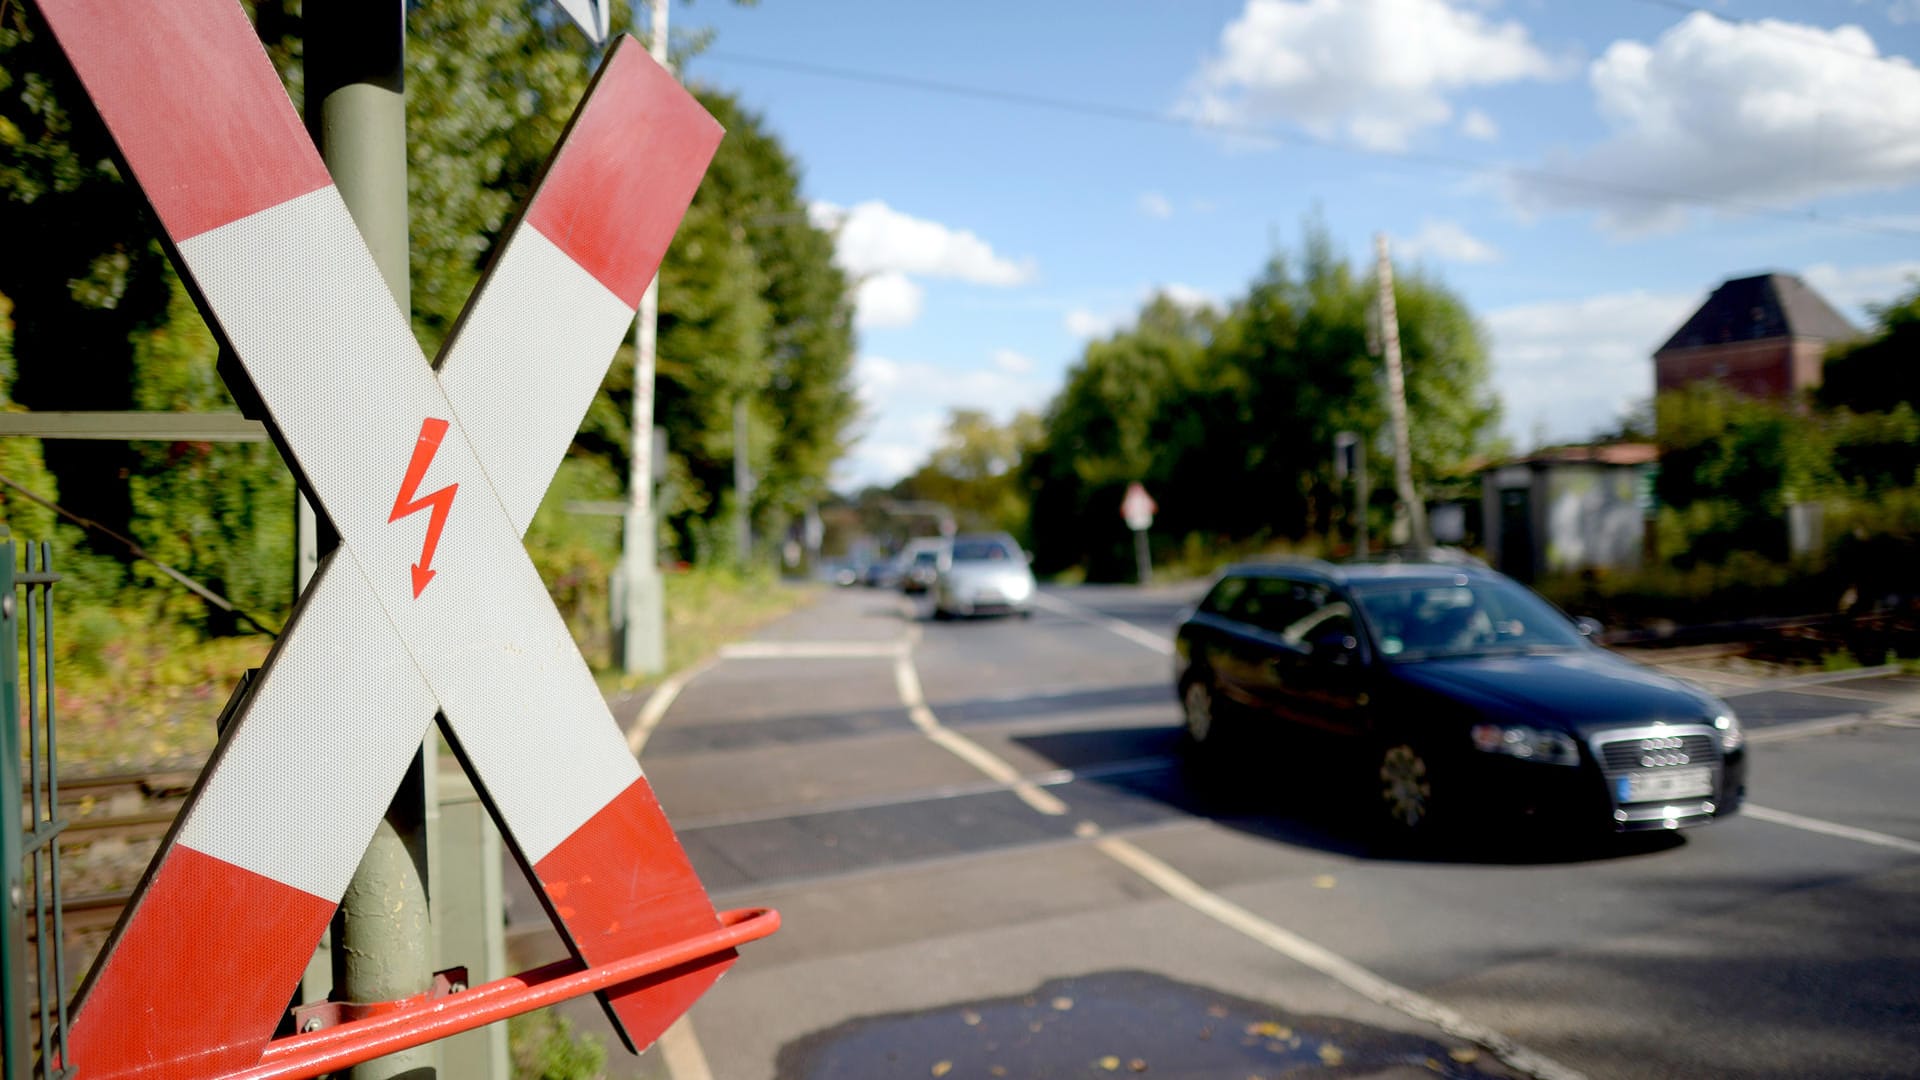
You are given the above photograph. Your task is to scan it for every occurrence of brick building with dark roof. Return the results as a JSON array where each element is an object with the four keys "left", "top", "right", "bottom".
[{"left": 1654, "top": 272, "right": 1860, "bottom": 399}]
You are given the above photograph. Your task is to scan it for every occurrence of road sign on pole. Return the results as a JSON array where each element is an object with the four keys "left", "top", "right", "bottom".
[
  {"left": 1121, "top": 483, "right": 1156, "bottom": 584},
  {"left": 34, "top": 4, "right": 747, "bottom": 1074},
  {"left": 1121, "top": 482, "right": 1156, "bottom": 532}
]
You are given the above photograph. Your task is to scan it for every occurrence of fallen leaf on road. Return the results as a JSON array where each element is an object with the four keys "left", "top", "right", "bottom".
[
  {"left": 1319, "top": 1044, "right": 1344, "bottom": 1067},
  {"left": 962, "top": 1010, "right": 982, "bottom": 1027},
  {"left": 931, "top": 1062, "right": 951, "bottom": 1077},
  {"left": 1128, "top": 1058, "right": 1148, "bottom": 1072},
  {"left": 1098, "top": 1055, "right": 1121, "bottom": 1071},
  {"left": 1312, "top": 875, "right": 1337, "bottom": 889},
  {"left": 1245, "top": 1021, "right": 1291, "bottom": 1039},
  {"left": 1053, "top": 996, "right": 1075, "bottom": 1011},
  {"left": 1449, "top": 1047, "right": 1480, "bottom": 1064}
]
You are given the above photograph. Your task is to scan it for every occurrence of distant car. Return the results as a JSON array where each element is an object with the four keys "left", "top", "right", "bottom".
[
  {"left": 898, "top": 537, "right": 948, "bottom": 595},
  {"left": 932, "top": 533, "right": 1036, "bottom": 618},
  {"left": 1173, "top": 559, "right": 1747, "bottom": 841},
  {"left": 864, "top": 556, "right": 903, "bottom": 589}
]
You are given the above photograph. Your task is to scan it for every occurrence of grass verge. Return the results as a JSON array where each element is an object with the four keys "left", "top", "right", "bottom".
[{"left": 45, "top": 566, "right": 817, "bottom": 773}]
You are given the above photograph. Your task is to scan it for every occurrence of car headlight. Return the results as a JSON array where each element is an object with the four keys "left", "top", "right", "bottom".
[
  {"left": 1470, "top": 723, "right": 1580, "bottom": 766},
  {"left": 1714, "top": 710, "right": 1743, "bottom": 752}
]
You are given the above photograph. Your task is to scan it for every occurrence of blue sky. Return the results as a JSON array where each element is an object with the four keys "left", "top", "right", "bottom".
[{"left": 666, "top": 0, "right": 1920, "bottom": 492}]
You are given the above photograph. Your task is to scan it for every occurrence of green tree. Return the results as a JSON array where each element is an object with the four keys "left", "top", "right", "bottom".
[
  {"left": 1028, "top": 292, "right": 1211, "bottom": 575},
  {"left": 665, "top": 89, "right": 854, "bottom": 559},
  {"left": 1654, "top": 386, "right": 1834, "bottom": 564},
  {"left": 1028, "top": 225, "right": 1501, "bottom": 578},
  {"left": 1820, "top": 283, "right": 1920, "bottom": 415},
  {"left": 895, "top": 408, "right": 1042, "bottom": 540},
  {"left": 0, "top": 290, "right": 59, "bottom": 540},
  {"left": 0, "top": 3, "right": 171, "bottom": 547},
  {"left": 125, "top": 267, "right": 293, "bottom": 630}
]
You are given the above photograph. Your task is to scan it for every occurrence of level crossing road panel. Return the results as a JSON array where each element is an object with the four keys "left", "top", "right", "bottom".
[{"left": 33, "top": 3, "right": 727, "bottom": 1075}]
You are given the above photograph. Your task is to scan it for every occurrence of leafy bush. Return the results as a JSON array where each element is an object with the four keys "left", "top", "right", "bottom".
[{"left": 508, "top": 1010, "right": 606, "bottom": 1080}]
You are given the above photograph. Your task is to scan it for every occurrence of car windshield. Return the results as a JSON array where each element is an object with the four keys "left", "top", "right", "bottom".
[
  {"left": 1350, "top": 577, "right": 1585, "bottom": 661},
  {"left": 950, "top": 538, "right": 1016, "bottom": 562}
]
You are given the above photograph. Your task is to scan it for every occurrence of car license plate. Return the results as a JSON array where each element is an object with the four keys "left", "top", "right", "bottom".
[{"left": 1618, "top": 766, "right": 1713, "bottom": 803}]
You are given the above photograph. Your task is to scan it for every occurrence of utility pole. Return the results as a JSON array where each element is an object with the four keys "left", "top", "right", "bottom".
[
  {"left": 305, "top": 3, "right": 436, "bottom": 1077},
  {"left": 619, "top": 0, "right": 670, "bottom": 673},
  {"left": 1373, "top": 233, "right": 1428, "bottom": 552},
  {"left": 733, "top": 396, "right": 752, "bottom": 563}
]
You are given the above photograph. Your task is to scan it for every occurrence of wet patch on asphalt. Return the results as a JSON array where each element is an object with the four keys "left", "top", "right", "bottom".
[{"left": 774, "top": 969, "right": 1519, "bottom": 1078}]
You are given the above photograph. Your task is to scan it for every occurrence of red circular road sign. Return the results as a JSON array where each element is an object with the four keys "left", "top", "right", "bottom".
[{"left": 1121, "top": 482, "right": 1156, "bottom": 531}]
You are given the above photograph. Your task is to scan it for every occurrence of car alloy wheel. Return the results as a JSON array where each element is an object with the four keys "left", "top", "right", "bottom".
[
  {"left": 1183, "top": 679, "right": 1216, "bottom": 745},
  {"left": 1379, "top": 743, "right": 1433, "bottom": 829}
]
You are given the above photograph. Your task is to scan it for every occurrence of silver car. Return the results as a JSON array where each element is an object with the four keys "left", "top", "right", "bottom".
[{"left": 933, "top": 533, "right": 1036, "bottom": 618}]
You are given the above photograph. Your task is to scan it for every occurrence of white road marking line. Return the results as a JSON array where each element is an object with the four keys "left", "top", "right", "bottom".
[
  {"left": 1743, "top": 804, "right": 1920, "bottom": 856},
  {"left": 1745, "top": 715, "right": 1875, "bottom": 745},
  {"left": 1029, "top": 591, "right": 1174, "bottom": 655},
  {"left": 659, "top": 1014, "right": 714, "bottom": 1080},
  {"left": 626, "top": 658, "right": 714, "bottom": 758},
  {"left": 718, "top": 640, "right": 909, "bottom": 659},
  {"left": 892, "top": 652, "right": 1068, "bottom": 816},
  {"left": 1093, "top": 834, "right": 1588, "bottom": 1080}
]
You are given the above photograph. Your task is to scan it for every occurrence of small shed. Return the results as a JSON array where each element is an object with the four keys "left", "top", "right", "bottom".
[{"left": 1481, "top": 443, "right": 1656, "bottom": 582}]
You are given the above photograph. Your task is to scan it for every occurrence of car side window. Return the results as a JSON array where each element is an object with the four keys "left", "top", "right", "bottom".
[
  {"left": 1280, "top": 590, "right": 1355, "bottom": 650},
  {"left": 1199, "top": 576, "right": 1248, "bottom": 616},
  {"left": 1232, "top": 578, "right": 1319, "bottom": 637}
]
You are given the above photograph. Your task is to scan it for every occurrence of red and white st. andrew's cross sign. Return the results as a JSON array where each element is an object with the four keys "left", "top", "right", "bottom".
[{"left": 35, "top": 3, "right": 727, "bottom": 1076}]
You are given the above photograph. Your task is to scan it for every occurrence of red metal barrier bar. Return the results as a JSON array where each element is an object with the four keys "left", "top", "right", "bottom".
[{"left": 217, "top": 907, "right": 778, "bottom": 1080}]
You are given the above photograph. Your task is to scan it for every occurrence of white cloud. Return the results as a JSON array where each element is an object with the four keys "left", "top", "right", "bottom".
[
  {"left": 1515, "top": 13, "right": 1920, "bottom": 232},
  {"left": 1159, "top": 283, "right": 1221, "bottom": 313},
  {"left": 1802, "top": 260, "right": 1920, "bottom": 318},
  {"left": 992, "top": 348, "right": 1035, "bottom": 374},
  {"left": 1181, "top": 0, "right": 1561, "bottom": 151},
  {"left": 811, "top": 200, "right": 1035, "bottom": 286},
  {"left": 1460, "top": 107, "right": 1499, "bottom": 140},
  {"left": 1484, "top": 288, "right": 1701, "bottom": 446},
  {"left": 853, "top": 272, "right": 924, "bottom": 329},
  {"left": 1392, "top": 219, "right": 1500, "bottom": 264},
  {"left": 1065, "top": 308, "right": 1119, "bottom": 339},
  {"left": 838, "top": 354, "right": 1056, "bottom": 490},
  {"left": 1139, "top": 192, "right": 1175, "bottom": 219}
]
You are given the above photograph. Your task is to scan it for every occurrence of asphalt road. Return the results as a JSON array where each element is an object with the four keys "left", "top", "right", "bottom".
[{"left": 507, "top": 583, "right": 1920, "bottom": 1080}]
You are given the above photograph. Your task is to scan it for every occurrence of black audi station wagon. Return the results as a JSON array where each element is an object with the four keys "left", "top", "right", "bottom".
[{"left": 1172, "top": 559, "right": 1747, "bottom": 841}]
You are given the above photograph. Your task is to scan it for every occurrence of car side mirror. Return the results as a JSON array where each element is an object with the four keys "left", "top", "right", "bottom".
[{"left": 1573, "top": 616, "right": 1603, "bottom": 638}]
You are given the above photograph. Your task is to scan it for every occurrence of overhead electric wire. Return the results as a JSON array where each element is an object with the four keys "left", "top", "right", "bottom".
[
  {"left": 698, "top": 49, "right": 1920, "bottom": 242},
  {"left": 0, "top": 473, "right": 282, "bottom": 638}
]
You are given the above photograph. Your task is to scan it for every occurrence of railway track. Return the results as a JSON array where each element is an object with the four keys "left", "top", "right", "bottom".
[{"left": 22, "top": 768, "right": 199, "bottom": 939}]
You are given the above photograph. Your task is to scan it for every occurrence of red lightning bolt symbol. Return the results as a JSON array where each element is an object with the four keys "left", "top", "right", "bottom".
[{"left": 390, "top": 417, "right": 459, "bottom": 598}]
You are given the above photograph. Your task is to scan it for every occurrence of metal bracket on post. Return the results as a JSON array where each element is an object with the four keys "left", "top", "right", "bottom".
[{"left": 288, "top": 967, "right": 469, "bottom": 1034}]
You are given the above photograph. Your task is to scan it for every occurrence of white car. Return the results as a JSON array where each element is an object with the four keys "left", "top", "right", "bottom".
[{"left": 933, "top": 533, "right": 1036, "bottom": 618}]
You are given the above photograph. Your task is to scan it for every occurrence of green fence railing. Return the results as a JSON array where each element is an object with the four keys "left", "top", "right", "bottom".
[{"left": 3, "top": 536, "right": 70, "bottom": 1080}]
